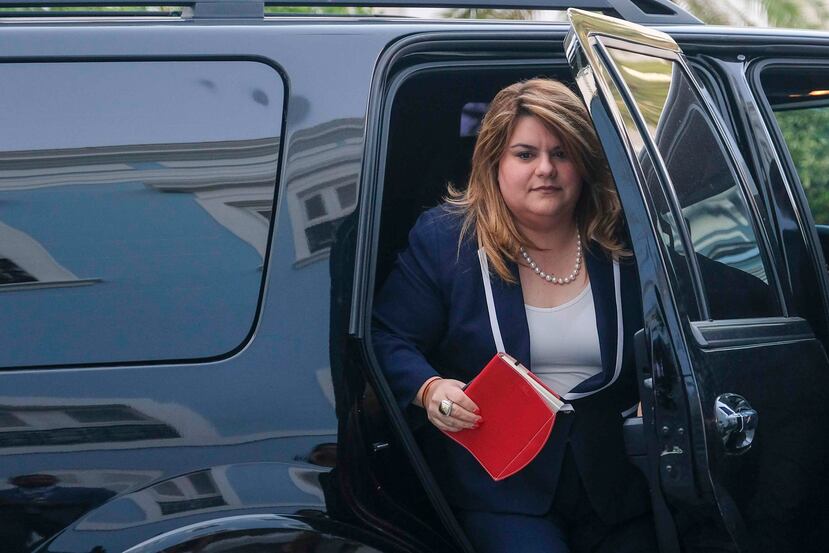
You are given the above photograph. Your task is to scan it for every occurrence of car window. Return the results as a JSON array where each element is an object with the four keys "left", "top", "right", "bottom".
[
  {"left": 760, "top": 65, "right": 829, "bottom": 225},
  {"left": 601, "top": 45, "right": 780, "bottom": 320},
  {"left": 773, "top": 107, "right": 829, "bottom": 222},
  {"left": 0, "top": 61, "right": 284, "bottom": 367}
]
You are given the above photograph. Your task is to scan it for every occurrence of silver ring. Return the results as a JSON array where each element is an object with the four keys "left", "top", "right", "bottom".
[{"left": 439, "top": 399, "right": 453, "bottom": 417}]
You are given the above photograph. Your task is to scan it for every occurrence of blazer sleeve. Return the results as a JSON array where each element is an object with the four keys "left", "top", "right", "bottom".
[{"left": 372, "top": 209, "right": 450, "bottom": 413}]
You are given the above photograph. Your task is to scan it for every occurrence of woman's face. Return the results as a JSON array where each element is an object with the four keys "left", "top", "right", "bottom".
[{"left": 497, "top": 115, "right": 583, "bottom": 232}]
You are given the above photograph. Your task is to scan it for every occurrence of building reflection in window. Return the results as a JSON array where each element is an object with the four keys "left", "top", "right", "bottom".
[{"left": 284, "top": 119, "right": 362, "bottom": 266}]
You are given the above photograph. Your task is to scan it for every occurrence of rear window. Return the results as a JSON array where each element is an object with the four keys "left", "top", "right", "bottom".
[{"left": 0, "top": 61, "right": 284, "bottom": 367}]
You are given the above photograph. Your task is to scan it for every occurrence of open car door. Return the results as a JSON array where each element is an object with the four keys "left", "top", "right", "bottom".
[{"left": 565, "top": 9, "right": 829, "bottom": 553}]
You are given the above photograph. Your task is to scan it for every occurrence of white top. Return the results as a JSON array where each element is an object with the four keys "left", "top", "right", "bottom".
[
  {"left": 477, "top": 247, "right": 623, "bottom": 402},
  {"left": 525, "top": 284, "right": 602, "bottom": 395}
]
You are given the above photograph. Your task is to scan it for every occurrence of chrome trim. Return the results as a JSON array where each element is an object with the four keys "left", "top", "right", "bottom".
[
  {"left": 568, "top": 8, "right": 679, "bottom": 56},
  {"left": 715, "top": 393, "right": 757, "bottom": 453},
  {"left": 691, "top": 316, "right": 813, "bottom": 348}
]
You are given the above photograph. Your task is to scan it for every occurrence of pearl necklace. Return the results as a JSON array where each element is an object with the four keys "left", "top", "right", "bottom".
[{"left": 519, "top": 232, "right": 582, "bottom": 285}]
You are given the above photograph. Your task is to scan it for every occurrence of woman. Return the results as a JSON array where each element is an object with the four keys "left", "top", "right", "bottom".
[{"left": 372, "top": 79, "right": 655, "bottom": 553}]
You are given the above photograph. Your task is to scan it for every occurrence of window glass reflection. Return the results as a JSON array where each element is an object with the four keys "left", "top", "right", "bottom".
[
  {"left": 0, "top": 61, "right": 284, "bottom": 367},
  {"left": 597, "top": 59, "right": 700, "bottom": 319},
  {"left": 605, "top": 46, "right": 779, "bottom": 319}
]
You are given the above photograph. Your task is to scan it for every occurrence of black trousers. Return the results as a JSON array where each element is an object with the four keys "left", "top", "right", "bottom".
[{"left": 456, "top": 447, "right": 658, "bottom": 553}]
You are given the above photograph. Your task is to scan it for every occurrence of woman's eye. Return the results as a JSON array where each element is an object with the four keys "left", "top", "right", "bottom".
[
  {"left": 552, "top": 150, "right": 566, "bottom": 159},
  {"left": 516, "top": 152, "right": 533, "bottom": 160}
]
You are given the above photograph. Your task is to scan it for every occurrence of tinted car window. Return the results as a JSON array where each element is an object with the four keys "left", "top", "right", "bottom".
[
  {"left": 774, "top": 106, "right": 829, "bottom": 222},
  {"left": 605, "top": 47, "right": 780, "bottom": 320},
  {"left": 0, "top": 61, "right": 284, "bottom": 367},
  {"left": 761, "top": 65, "right": 829, "bottom": 225}
]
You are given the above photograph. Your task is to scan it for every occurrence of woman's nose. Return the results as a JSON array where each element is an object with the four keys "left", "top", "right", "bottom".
[{"left": 535, "top": 154, "right": 556, "bottom": 177}]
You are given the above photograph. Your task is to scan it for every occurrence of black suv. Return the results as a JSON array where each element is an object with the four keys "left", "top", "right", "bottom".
[{"left": 1, "top": 1, "right": 828, "bottom": 552}]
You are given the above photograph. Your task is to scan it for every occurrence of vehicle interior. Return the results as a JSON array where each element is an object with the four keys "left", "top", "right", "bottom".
[{"left": 374, "top": 64, "right": 577, "bottom": 287}]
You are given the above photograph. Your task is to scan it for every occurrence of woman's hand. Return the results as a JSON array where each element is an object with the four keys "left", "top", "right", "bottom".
[{"left": 418, "top": 378, "right": 482, "bottom": 432}]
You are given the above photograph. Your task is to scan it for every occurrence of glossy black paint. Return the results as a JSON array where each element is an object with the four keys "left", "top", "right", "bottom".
[
  {"left": 682, "top": 39, "right": 829, "bottom": 547},
  {"left": 39, "top": 463, "right": 391, "bottom": 553},
  {"left": 0, "top": 20, "right": 400, "bottom": 553},
  {"left": 1, "top": 15, "right": 828, "bottom": 553},
  {"left": 571, "top": 22, "right": 829, "bottom": 552},
  {"left": 655, "top": 35, "right": 829, "bottom": 552}
]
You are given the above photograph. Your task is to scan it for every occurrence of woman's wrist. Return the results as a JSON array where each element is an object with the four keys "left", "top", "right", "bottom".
[{"left": 418, "top": 376, "right": 442, "bottom": 408}]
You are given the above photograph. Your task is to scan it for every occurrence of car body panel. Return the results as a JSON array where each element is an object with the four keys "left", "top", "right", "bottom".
[{"left": 0, "top": 21, "right": 389, "bottom": 552}]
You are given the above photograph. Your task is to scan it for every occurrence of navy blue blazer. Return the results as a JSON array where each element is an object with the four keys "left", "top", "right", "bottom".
[{"left": 372, "top": 205, "right": 650, "bottom": 522}]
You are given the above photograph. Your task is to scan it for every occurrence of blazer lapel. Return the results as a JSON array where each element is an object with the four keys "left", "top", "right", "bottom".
[
  {"left": 584, "top": 247, "right": 618, "bottom": 387},
  {"left": 488, "top": 260, "right": 532, "bottom": 369}
]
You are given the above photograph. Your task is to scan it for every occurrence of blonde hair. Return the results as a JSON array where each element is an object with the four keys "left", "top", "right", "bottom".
[{"left": 446, "top": 78, "right": 628, "bottom": 283}]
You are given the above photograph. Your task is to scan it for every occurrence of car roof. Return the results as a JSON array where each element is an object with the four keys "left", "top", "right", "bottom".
[
  {"left": 0, "top": 0, "right": 703, "bottom": 25},
  {"left": 3, "top": 5, "right": 829, "bottom": 48}
]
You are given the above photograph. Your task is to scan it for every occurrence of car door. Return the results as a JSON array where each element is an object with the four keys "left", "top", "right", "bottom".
[{"left": 565, "top": 9, "right": 829, "bottom": 553}]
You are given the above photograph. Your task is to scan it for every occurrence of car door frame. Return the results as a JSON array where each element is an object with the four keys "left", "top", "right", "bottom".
[
  {"left": 679, "top": 42, "right": 829, "bottom": 350},
  {"left": 565, "top": 9, "right": 829, "bottom": 552}
]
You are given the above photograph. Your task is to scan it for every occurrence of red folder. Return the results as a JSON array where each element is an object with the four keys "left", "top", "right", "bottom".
[{"left": 441, "top": 352, "right": 573, "bottom": 481}]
